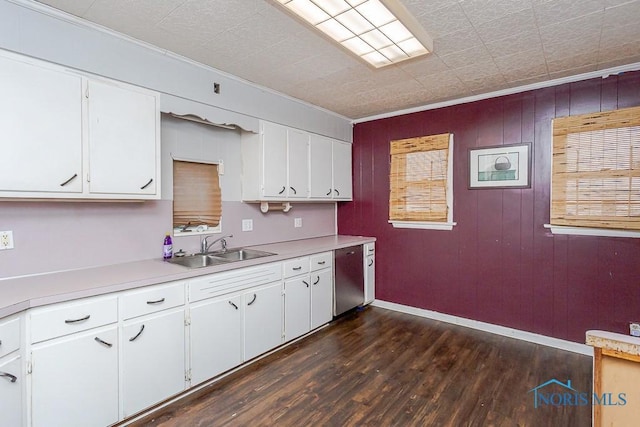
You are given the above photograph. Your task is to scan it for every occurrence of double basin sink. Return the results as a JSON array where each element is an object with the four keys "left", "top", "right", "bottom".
[{"left": 167, "top": 248, "right": 275, "bottom": 269}]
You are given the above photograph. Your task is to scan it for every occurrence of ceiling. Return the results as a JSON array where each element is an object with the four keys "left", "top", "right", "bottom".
[{"left": 36, "top": 0, "right": 640, "bottom": 120}]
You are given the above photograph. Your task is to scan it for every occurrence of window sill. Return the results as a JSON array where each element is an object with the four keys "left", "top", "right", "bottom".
[
  {"left": 544, "top": 224, "right": 640, "bottom": 239},
  {"left": 173, "top": 224, "right": 222, "bottom": 237},
  {"left": 389, "top": 221, "right": 457, "bottom": 231}
]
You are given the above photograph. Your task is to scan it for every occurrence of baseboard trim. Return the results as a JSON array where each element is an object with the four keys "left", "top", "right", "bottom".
[{"left": 371, "top": 300, "right": 593, "bottom": 357}]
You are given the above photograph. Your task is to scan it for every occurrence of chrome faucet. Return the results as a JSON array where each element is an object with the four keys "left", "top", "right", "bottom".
[{"left": 201, "top": 234, "right": 233, "bottom": 254}]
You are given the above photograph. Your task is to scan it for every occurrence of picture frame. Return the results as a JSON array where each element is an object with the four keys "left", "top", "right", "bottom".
[{"left": 468, "top": 142, "right": 531, "bottom": 189}]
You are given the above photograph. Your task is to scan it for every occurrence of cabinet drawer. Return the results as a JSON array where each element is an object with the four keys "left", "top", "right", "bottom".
[
  {"left": 0, "top": 317, "right": 20, "bottom": 357},
  {"left": 190, "top": 263, "right": 282, "bottom": 302},
  {"left": 310, "top": 252, "right": 332, "bottom": 271},
  {"left": 30, "top": 296, "right": 118, "bottom": 343},
  {"left": 283, "top": 257, "right": 310, "bottom": 278},
  {"left": 120, "top": 282, "right": 185, "bottom": 320}
]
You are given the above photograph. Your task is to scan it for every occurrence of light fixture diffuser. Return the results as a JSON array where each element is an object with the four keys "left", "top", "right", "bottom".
[{"left": 276, "top": 0, "right": 432, "bottom": 68}]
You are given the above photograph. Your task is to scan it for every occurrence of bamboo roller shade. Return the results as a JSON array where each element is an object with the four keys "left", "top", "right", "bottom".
[
  {"left": 552, "top": 105, "right": 640, "bottom": 230},
  {"left": 173, "top": 161, "right": 221, "bottom": 227},
  {"left": 389, "top": 133, "right": 450, "bottom": 222}
]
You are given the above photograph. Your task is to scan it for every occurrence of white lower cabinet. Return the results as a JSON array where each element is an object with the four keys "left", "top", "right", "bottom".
[
  {"left": 311, "top": 268, "right": 333, "bottom": 330},
  {"left": 190, "top": 294, "right": 243, "bottom": 385},
  {"left": 284, "top": 276, "right": 311, "bottom": 341},
  {"left": 364, "top": 243, "right": 375, "bottom": 304},
  {"left": 244, "top": 283, "right": 283, "bottom": 361},
  {"left": 0, "top": 354, "right": 22, "bottom": 427},
  {"left": 121, "top": 307, "right": 186, "bottom": 418},
  {"left": 31, "top": 325, "right": 119, "bottom": 427}
]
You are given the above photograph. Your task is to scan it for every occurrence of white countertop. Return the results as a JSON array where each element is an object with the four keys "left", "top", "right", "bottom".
[
  {"left": 586, "top": 330, "right": 640, "bottom": 356},
  {"left": 0, "top": 235, "right": 375, "bottom": 319}
]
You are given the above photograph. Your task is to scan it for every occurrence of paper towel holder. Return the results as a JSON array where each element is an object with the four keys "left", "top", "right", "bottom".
[{"left": 260, "top": 201, "right": 292, "bottom": 213}]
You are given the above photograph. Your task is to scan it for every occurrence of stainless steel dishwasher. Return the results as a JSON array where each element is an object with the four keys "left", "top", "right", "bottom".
[{"left": 333, "top": 245, "right": 364, "bottom": 316}]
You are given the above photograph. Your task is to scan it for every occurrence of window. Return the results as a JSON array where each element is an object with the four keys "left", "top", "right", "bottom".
[
  {"left": 389, "top": 133, "right": 455, "bottom": 230},
  {"left": 172, "top": 160, "right": 222, "bottom": 235},
  {"left": 550, "top": 105, "right": 640, "bottom": 236}
]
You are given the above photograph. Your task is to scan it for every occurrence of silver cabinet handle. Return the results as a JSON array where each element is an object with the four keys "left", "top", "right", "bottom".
[
  {"left": 278, "top": 186, "right": 286, "bottom": 195},
  {"left": 146, "top": 298, "right": 165, "bottom": 305},
  {"left": 317, "top": 261, "right": 326, "bottom": 265},
  {"left": 94, "top": 337, "right": 113, "bottom": 347},
  {"left": 140, "top": 178, "right": 153, "bottom": 190},
  {"left": 290, "top": 186, "right": 297, "bottom": 195},
  {"left": 0, "top": 372, "right": 17, "bottom": 383},
  {"left": 229, "top": 301, "right": 238, "bottom": 310},
  {"left": 247, "top": 294, "right": 257, "bottom": 306},
  {"left": 368, "top": 259, "right": 374, "bottom": 267},
  {"left": 334, "top": 189, "right": 340, "bottom": 196},
  {"left": 60, "top": 173, "right": 78, "bottom": 187},
  {"left": 313, "top": 276, "right": 320, "bottom": 285},
  {"left": 293, "top": 266, "right": 302, "bottom": 271},
  {"left": 65, "top": 315, "right": 90, "bottom": 324},
  {"left": 129, "top": 324, "right": 145, "bottom": 342},
  {"left": 326, "top": 189, "right": 332, "bottom": 196},
  {"left": 302, "top": 280, "right": 309, "bottom": 288}
]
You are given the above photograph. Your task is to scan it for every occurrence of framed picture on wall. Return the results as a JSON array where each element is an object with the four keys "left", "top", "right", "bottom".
[{"left": 468, "top": 143, "right": 531, "bottom": 189}]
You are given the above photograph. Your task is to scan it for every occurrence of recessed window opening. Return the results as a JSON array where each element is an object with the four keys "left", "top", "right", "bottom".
[{"left": 172, "top": 160, "right": 222, "bottom": 235}]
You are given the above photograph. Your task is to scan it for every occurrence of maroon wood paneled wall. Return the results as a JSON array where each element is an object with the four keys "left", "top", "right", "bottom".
[{"left": 338, "top": 71, "right": 640, "bottom": 343}]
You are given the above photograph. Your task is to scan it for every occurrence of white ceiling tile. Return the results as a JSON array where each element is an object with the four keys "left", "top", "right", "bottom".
[
  {"left": 484, "top": 30, "right": 543, "bottom": 58},
  {"left": 539, "top": 12, "right": 605, "bottom": 46},
  {"left": 439, "top": 45, "right": 493, "bottom": 69},
  {"left": 460, "top": 0, "right": 532, "bottom": 26},
  {"left": 533, "top": 0, "right": 605, "bottom": 26},
  {"left": 474, "top": 8, "right": 538, "bottom": 42},
  {"left": 548, "top": 63, "right": 599, "bottom": 79},
  {"left": 600, "top": 22, "right": 640, "bottom": 47},
  {"left": 543, "top": 34, "right": 601, "bottom": 60},
  {"left": 603, "top": 0, "right": 640, "bottom": 26},
  {"left": 402, "top": 0, "right": 461, "bottom": 19},
  {"left": 433, "top": 29, "right": 484, "bottom": 55},
  {"left": 597, "top": 54, "right": 640, "bottom": 70},
  {"left": 414, "top": 3, "right": 474, "bottom": 38},
  {"left": 37, "top": 0, "right": 95, "bottom": 16},
  {"left": 546, "top": 52, "right": 600, "bottom": 73},
  {"left": 399, "top": 55, "right": 450, "bottom": 78},
  {"left": 598, "top": 41, "right": 640, "bottom": 63}
]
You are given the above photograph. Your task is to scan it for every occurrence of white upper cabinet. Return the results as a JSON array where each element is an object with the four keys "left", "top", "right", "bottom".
[
  {"left": 242, "top": 120, "right": 350, "bottom": 202},
  {"left": 0, "top": 53, "right": 83, "bottom": 194},
  {"left": 309, "top": 135, "right": 353, "bottom": 201},
  {"left": 0, "top": 50, "right": 160, "bottom": 200},
  {"left": 87, "top": 79, "right": 159, "bottom": 197}
]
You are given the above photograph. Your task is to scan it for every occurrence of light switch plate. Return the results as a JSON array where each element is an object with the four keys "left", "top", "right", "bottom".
[
  {"left": 294, "top": 218, "right": 302, "bottom": 228},
  {"left": 242, "top": 219, "right": 253, "bottom": 232},
  {"left": 0, "top": 230, "right": 14, "bottom": 250}
]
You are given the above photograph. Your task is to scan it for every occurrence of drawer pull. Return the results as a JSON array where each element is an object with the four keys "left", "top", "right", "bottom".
[
  {"left": 65, "top": 315, "right": 90, "bottom": 324},
  {"left": 278, "top": 186, "right": 286, "bottom": 195},
  {"left": 94, "top": 337, "right": 113, "bottom": 348},
  {"left": 290, "top": 186, "right": 297, "bottom": 195},
  {"left": 302, "top": 280, "right": 309, "bottom": 288},
  {"left": 60, "top": 173, "right": 78, "bottom": 187},
  {"left": 317, "top": 261, "right": 326, "bottom": 265},
  {"left": 368, "top": 259, "right": 374, "bottom": 267},
  {"left": 247, "top": 294, "right": 257, "bottom": 306},
  {"left": 368, "top": 248, "right": 374, "bottom": 252},
  {"left": 146, "top": 298, "right": 165, "bottom": 305},
  {"left": 229, "top": 301, "right": 238, "bottom": 310},
  {"left": 326, "top": 189, "right": 332, "bottom": 196},
  {"left": 313, "top": 276, "right": 320, "bottom": 285},
  {"left": 0, "top": 372, "right": 17, "bottom": 383},
  {"left": 292, "top": 266, "right": 302, "bottom": 271},
  {"left": 140, "top": 178, "right": 153, "bottom": 190},
  {"left": 129, "top": 324, "right": 145, "bottom": 342},
  {"left": 334, "top": 189, "right": 340, "bottom": 196}
]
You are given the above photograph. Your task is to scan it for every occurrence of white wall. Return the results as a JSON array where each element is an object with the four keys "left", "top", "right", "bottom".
[{"left": 0, "top": 0, "right": 352, "bottom": 141}]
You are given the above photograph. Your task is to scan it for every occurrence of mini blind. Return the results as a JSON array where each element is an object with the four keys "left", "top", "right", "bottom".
[
  {"left": 173, "top": 161, "right": 221, "bottom": 228},
  {"left": 551, "top": 105, "right": 640, "bottom": 230},
  {"left": 389, "top": 133, "right": 451, "bottom": 222}
]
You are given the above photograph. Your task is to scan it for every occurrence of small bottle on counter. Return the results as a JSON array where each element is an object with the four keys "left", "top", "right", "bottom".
[{"left": 163, "top": 233, "right": 173, "bottom": 260}]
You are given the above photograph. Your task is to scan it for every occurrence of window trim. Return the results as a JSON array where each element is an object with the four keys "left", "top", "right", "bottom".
[{"left": 389, "top": 133, "right": 455, "bottom": 230}]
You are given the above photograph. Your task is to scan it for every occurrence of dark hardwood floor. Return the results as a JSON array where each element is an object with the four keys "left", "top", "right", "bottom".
[{"left": 131, "top": 306, "right": 592, "bottom": 427}]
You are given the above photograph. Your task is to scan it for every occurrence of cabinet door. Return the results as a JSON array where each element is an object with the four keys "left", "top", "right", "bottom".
[
  {"left": 87, "top": 79, "right": 158, "bottom": 197},
  {"left": 0, "top": 54, "right": 82, "bottom": 194},
  {"left": 311, "top": 269, "right": 333, "bottom": 330},
  {"left": 309, "top": 135, "right": 334, "bottom": 198},
  {"left": 244, "top": 283, "right": 283, "bottom": 361},
  {"left": 261, "top": 121, "right": 288, "bottom": 198},
  {"left": 284, "top": 276, "right": 310, "bottom": 341},
  {"left": 365, "top": 254, "right": 375, "bottom": 304},
  {"left": 121, "top": 308, "right": 186, "bottom": 417},
  {"left": 332, "top": 141, "right": 353, "bottom": 200},
  {"left": 190, "top": 295, "right": 243, "bottom": 385},
  {"left": 287, "top": 129, "right": 309, "bottom": 199},
  {"left": 0, "top": 355, "right": 22, "bottom": 427},
  {"left": 31, "top": 326, "right": 118, "bottom": 427}
]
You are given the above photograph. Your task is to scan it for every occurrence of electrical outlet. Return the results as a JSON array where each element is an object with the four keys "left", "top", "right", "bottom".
[
  {"left": 0, "top": 230, "right": 14, "bottom": 250},
  {"left": 294, "top": 218, "right": 302, "bottom": 228},
  {"left": 630, "top": 322, "right": 640, "bottom": 337},
  {"left": 242, "top": 219, "right": 253, "bottom": 232}
]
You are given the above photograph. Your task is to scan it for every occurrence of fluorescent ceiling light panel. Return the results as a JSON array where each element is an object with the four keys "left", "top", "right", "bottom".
[{"left": 275, "top": 0, "right": 431, "bottom": 68}]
